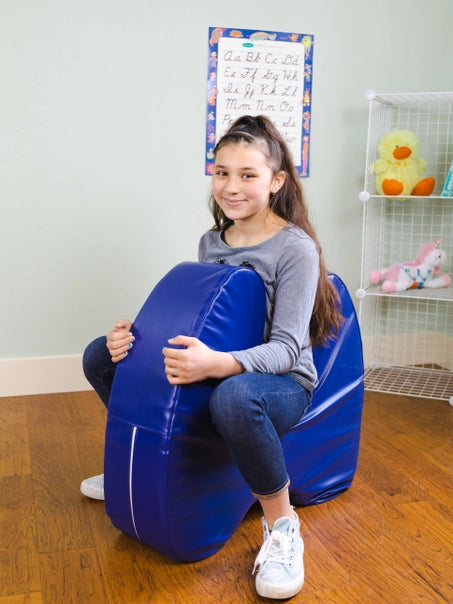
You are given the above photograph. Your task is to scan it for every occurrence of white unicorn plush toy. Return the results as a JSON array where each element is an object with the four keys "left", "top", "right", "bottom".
[{"left": 369, "top": 240, "right": 451, "bottom": 293}]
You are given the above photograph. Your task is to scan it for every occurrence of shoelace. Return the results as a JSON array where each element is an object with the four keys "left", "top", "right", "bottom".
[{"left": 252, "top": 529, "right": 294, "bottom": 574}]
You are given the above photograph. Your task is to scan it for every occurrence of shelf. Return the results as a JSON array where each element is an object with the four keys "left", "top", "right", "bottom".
[
  {"left": 364, "top": 365, "right": 453, "bottom": 403},
  {"left": 373, "top": 91, "right": 453, "bottom": 106},
  {"left": 358, "top": 91, "right": 453, "bottom": 403},
  {"left": 361, "top": 194, "right": 453, "bottom": 202},
  {"left": 360, "top": 285, "right": 453, "bottom": 303}
]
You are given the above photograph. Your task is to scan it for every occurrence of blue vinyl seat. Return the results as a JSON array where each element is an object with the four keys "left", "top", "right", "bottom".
[{"left": 104, "top": 261, "right": 364, "bottom": 562}]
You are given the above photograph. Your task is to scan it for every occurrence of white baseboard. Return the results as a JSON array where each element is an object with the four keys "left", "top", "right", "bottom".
[{"left": 0, "top": 355, "right": 92, "bottom": 397}]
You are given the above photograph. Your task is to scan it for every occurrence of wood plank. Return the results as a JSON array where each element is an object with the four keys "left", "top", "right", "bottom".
[
  {"left": 26, "top": 395, "right": 96, "bottom": 553},
  {"left": 301, "top": 585, "right": 383, "bottom": 603},
  {"left": 38, "top": 549, "right": 108, "bottom": 603},
  {"left": 0, "top": 594, "right": 43, "bottom": 604},
  {"left": 0, "top": 475, "right": 41, "bottom": 598},
  {"left": 0, "top": 397, "right": 30, "bottom": 477},
  {"left": 359, "top": 394, "right": 453, "bottom": 509},
  {"left": 299, "top": 520, "right": 357, "bottom": 596},
  {"left": 391, "top": 499, "right": 453, "bottom": 602},
  {"left": 302, "top": 474, "right": 452, "bottom": 602}
]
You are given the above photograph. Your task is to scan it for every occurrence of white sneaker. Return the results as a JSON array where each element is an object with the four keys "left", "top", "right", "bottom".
[
  {"left": 253, "top": 511, "right": 304, "bottom": 599},
  {"left": 80, "top": 474, "right": 105, "bottom": 500}
]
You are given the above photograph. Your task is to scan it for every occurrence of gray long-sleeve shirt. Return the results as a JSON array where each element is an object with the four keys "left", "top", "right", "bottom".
[{"left": 198, "top": 223, "right": 319, "bottom": 391}]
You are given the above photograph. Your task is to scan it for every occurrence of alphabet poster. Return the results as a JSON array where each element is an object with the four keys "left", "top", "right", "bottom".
[{"left": 206, "top": 27, "right": 314, "bottom": 176}]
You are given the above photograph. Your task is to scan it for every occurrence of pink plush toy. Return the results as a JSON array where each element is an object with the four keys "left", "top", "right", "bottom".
[{"left": 369, "top": 240, "right": 451, "bottom": 293}]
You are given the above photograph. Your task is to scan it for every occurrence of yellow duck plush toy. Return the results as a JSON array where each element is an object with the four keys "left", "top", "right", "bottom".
[{"left": 371, "top": 130, "right": 435, "bottom": 196}]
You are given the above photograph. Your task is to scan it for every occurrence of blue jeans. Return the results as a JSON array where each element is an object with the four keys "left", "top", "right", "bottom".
[
  {"left": 209, "top": 373, "right": 311, "bottom": 498},
  {"left": 82, "top": 337, "right": 311, "bottom": 498},
  {"left": 82, "top": 336, "right": 116, "bottom": 407}
]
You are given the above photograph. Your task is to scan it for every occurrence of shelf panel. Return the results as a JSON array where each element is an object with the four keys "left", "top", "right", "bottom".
[
  {"left": 364, "top": 365, "right": 453, "bottom": 403},
  {"left": 362, "top": 284, "right": 453, "bottom": 302},
  {"left": 362, "top": 194, "right": 453, "bottom": 202},
  {"left": 374, "top": 92, "right": 453, "bottom": 106}
]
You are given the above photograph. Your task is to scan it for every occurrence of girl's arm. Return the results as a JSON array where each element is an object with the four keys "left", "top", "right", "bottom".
[{"left": 231, "top": 240, "right": 319, "bottom": 376}]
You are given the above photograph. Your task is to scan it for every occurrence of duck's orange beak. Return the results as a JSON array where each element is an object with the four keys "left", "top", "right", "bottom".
[{"left": 393, "top": 146, "right": 411, "bottom": 160}]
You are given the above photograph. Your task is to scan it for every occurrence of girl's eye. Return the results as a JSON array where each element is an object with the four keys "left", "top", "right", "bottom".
[
  {"left": 215, "top": 170, "right": 227, "bottom": 177},
  {"left": 242, "top": 173, "right": 255, "bottom": 179}
]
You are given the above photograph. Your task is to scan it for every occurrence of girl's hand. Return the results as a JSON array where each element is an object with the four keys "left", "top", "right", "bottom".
[
  {"left": 106, "top": 319, "right": 134, "bottom": 363},
  {"left": 162, "top": 335, "right": 242, "bottom": 385}
]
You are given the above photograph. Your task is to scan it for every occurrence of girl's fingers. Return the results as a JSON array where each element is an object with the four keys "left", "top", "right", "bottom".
[{"left": 107, "top": 334, "right": 135, "bottom": 361}]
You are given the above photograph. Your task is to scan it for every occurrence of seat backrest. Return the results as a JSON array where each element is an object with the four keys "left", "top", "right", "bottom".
[
  {"left": 105, "top": 262, "right": 266, "bottom": 561},
  {"left": 284, "top": 273, "right": 364, "bottom": 505}
]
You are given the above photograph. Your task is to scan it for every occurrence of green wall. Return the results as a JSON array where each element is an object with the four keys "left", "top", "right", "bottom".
[{"left": 1, "top": 0, "right": 453, "bottom": 360}]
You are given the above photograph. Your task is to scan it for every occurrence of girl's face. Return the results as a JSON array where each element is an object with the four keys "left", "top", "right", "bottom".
[{"left": 212, "top": 142, "right": 285, "bottom": 224}]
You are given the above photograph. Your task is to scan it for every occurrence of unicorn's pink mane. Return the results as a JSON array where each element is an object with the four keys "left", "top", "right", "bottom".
[
  {"left": 403, "top": 240, "right": 441, "bottom": 268},
  {"left": 415, "top": 242, "right": 437, "bottom": 263}
]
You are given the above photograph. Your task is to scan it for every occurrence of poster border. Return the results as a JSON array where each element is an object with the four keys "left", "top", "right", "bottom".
[{"left": 206, "top": 27, "right": 314, "bottom": 176}]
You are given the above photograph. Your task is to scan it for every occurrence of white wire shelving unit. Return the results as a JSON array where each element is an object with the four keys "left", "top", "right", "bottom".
[{"left": 356, "top": 91, "right": 453, "bottom": 405}]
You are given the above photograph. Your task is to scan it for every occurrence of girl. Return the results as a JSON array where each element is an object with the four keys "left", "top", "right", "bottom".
[{"left": 81, "top": 115, "right": 342, "bottom": 600}]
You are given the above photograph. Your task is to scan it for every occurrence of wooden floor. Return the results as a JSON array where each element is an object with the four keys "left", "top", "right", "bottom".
[{"left": 1, "top": 390, "right": 452, "bottom": 603}]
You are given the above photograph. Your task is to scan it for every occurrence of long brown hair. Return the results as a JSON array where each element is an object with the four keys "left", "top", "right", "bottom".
[{"left": 209, "top": 115, "right": 343, "bottom": 346}]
